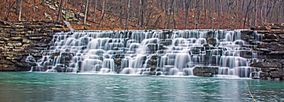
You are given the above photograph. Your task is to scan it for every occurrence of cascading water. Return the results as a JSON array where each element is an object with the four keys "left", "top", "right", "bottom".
[{"left": 34, "top": 30, "right": 260, "bottom": 78}]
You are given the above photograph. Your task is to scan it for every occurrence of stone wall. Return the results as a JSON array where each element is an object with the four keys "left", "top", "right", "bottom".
[
  {"left": 0, "top": 21, "right": 66, "bottom": 71},
  {"left": 250, "top": 24, "right": 284, "bottom": 80}
]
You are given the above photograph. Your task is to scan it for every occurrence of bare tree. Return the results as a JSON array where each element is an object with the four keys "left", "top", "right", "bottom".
[
  {"left": 209, "top": 0, "right": 214, "bottom": 29},
  {"left": 33, "top": 0, "right": 36, "bottom": 12},
  {"left": 119, "top": 0, "right": 123, "bottom": 29},
  {"left": 83, "top": 0, "right": 90, "bottom": 24},
  {"left": 165, "top": 0, "right": 170, "bottom": 29},
  {"left": 194, "top": 0, "right": 200, "bottom": 29},
  {"left": 139, "top": 0, "right": 145, "bottom": 28},
  {"left": 93, "top": 0, "right": 97, "bottom": 22},
  {"left": 244, "top": 0, "right": 252, "bottom": 28},
  {"left": 125, "top": 0, "right": 131, "bottom": 30},
  {"left": 171, "top": 0, "right": 176, "bottom": 29},
  {"left": 259, "top": 0, "right": 264, "bottom": 25},
  {"left": 202, "top": 0, "right": 206, "bottom": 24},
  {"left": 57, "top": 0, "right": 64, "bottom": 21},
  {"left": 99, "top": 0, "right": 107, "bottom": 27},
  {"left": 183, "top": 0, "right": 190, "bottom": 29},
  {"left": 254, "top": 0, "right": 257, "bottom": 26},
  {"left": 218, "top": 0, "right": 223, "bottom": 28},
  {"left": 17, "top": 0, "right": 23, "bottom": 21}
]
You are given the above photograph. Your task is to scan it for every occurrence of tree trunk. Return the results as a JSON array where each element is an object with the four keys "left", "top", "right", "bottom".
[
  {"left": 119, "top": 0, "right": 123, "bottom": 29},
  {"left": 264, "top": 1, "right": 268, "bottom": 24},
  {"left": 260, "top": 0, "right": 263, "bottom": 25},
  {"left": 164, "top": 0, "right": 169, "bottom": 29},
  {"left": 172, "top": 0, "right": 176, "bottom": 29},
  {"left": 139, "top": 0, "right": 145, "bottom": 28},
  {"left": 99, "top": 0, "right": 107, "bottom": 27},
  {"left": 57, "top": 0, "right": 64, "bottom": 21},
  {"left": 195, "top": 0, "right": 199, "bottom": 29},
  {"left": 183, "top": 0, "right": 190, "bottom": 29},
  {"left": 244, "top": 0, "right": 252, "bottom": 28},
  {"left": 83, "top": 0, "right": 90, "bottom": 24},
  {"left": 93, "top": 0, "right": 97, "bottom": 22},
  {"left": 209, "top": 0, "right": 214, "bottom": 29},
  {"left": 217, "top": 0, "right": 221, "bottom": 28},
  {"left": 125, "top": 0, "right": 131, "bottom": 30},
  {"left": 254, "top": 0, "right": 257, "bottom": 26},
  {"left": 33, "top": 0, "right": 36, "bottom": 12},
  {"left": 219, "top": 0, "right": 223, "bottom": 28},
  {"left": 203, "top": 0, "right": 206, "bottom": 24},
  {"left": 166, "top": 0, "right": 170, "bottom": 29},
  {"left": 17, "top": 0, "right": 23, "bottom": 21}
]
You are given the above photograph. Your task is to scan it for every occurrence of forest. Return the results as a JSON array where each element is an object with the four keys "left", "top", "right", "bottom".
[{"left": 1, "top": 0, "right": 284, "bottom": 29}]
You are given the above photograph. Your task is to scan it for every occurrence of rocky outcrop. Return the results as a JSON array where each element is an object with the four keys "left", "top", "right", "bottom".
[
  {"left": 248, "top": 23, "right": 284, "bottom": 80},
  {"left": 0, "top": 21, "right": 66, "bottom": 71}
]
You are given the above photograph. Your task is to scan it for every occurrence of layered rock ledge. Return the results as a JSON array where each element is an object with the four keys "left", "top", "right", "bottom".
[
  {"left": 0, "top": 21, "right": 66, "bottom": 71},
  {"left": 250, "top": 24, "right": 284, "bottom": 80}
]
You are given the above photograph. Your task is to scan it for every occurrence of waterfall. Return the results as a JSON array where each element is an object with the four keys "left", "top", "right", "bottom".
[{"left": 34, "top": 30, "right": 259, "bottom": 78}]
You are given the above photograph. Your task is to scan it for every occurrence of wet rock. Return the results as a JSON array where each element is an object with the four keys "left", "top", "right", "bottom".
[
  {"left": 251, "top": 60, "right": 282, "bottom": 68},
  {"left": 241, "top": 30, "right": 254, "bottom": 41},
  {"left": 59, "top": 52, "right": 73, "bottom": 65},
  {"left": 267, "top": 42, "right": 284, "bottom": 51},
  {"left": 270, "top": 71, "right": 283, "bottom": 78},
  {"left": 259, "top": 68, "right": 284, "bottom": 80},
  {"left": 207, "top": 37, "right": 217, "bottom": 46},
  {"left": 51, "top": 52, "right": 60, "bottom": 58},
  {"left": 146, "top": 44, "right": 159, "bottom": 53},
  {"left": 263, "top": 34, "right": 279, "bottom": 42},
  {"left": 155, "top": 71, "right": 163, "bottom": 76},
  {"left": 263, "top": 34, "right": 278, "bottom": 39},
  {"left": 251, "top": 71, "right": 260, "bottom": 79},
  {"left": 142, "top": 71, "right": 151, "bottom": 75},
  {"left": 268, "top": 51, "right": 284, "bottom": 59},
  {"left": 259, "top": 72, "right": 271, "bottom": 80},
  {"left": 10, "top": 37, "right": 22, "bottom": 41},
  {"left": 22, "top": 39, "right": 31, "bottom": 44},
  {"left": 193, "top": 66, "right": 218, "bottom": 77},
  {"left": 239, "top": 51, "right": 255, "bottom": 58},
  {"left": 160, "top": 30, "right": 173, "bottom": 40},
  {"left": 146, "top": 55, "right": 158, "bottom": 73},
  {"left": 279, "top": 34, "right": 284, "bottom": 39},
  {"left": 24, "top": 55, "right": 37, "bottom": 69},
  {"left": 29, "top": 37, "right": 43, "bottom": 40},
  {"left": 54, "top": 64, "right": 66, "bottom": 72},
  {"left": 114, "top": 55, "right": 123, "bottom": 73},
  {"left": 0, "top": 41, "right": 5, "bottom": 44},
  {"left": 191, "top": 47, "right": 203, "bottom": 54},
  {"left": 34, "top": 43, "right": 49, "bottom": 47}
]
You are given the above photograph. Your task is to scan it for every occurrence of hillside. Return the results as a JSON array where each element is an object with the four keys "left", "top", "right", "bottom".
[{"left": 1, "top": 0, "right": 283, "bottom": 30}]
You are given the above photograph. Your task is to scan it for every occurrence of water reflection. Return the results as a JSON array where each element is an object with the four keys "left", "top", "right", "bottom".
[{"left": 0, "top": 73, "right": 283, "bottom": 102}]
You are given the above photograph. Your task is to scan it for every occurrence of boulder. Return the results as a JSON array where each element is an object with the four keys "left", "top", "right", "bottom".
[
  {"left": 207, "top": 37, "right": 217, "bottom": 46},
  {"left": 193, "top": 66, "right": 218, "bottom": 77}
]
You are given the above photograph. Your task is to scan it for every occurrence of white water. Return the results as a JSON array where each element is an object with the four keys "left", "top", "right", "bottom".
[{"left": 33, "top": 30, "right": 260, "bottom": 78}]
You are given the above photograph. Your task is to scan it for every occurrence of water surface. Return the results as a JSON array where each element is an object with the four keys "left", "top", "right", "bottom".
[{"left": 0, "top": 72, "right": 283, "bottom": 102}]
